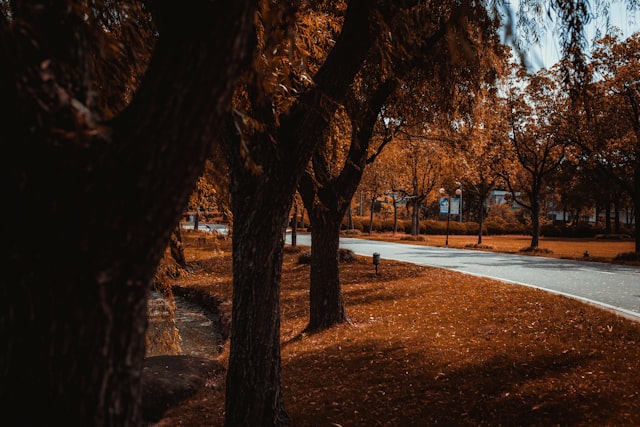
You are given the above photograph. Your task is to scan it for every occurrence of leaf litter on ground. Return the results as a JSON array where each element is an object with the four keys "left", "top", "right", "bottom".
[{"left": 157, "top": 233, "right": 640, "bottom": 427}]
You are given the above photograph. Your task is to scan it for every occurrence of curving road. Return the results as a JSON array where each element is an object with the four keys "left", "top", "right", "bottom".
[{"left": 286, "top": 233, "right": 640, "bottom": 321}]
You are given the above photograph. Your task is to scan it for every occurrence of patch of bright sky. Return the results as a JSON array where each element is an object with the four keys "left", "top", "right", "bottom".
[{"left": 506, "top": 1, "right": 639, "bottom": 71}]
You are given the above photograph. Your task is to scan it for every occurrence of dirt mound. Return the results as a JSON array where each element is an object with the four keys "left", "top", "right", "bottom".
[{"left": 142, "top": 355, "right": 224, "bottom": 425}]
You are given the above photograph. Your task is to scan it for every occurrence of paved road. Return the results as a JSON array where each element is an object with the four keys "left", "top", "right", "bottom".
[{"left": 286, "top": 233, "right": 640, "bottom": 321}]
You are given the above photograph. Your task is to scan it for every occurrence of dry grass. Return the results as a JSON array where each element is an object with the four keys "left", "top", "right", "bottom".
[{"left": 157, "top": 232, "right": 640, "bottom": 426}]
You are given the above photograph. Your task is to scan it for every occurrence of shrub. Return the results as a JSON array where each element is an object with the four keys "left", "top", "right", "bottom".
[
  {"left": 284, "top": 245, "right": 304, "bottom": 254},
  {"left": 519, "top": 247, "right": 553, "bottom": 254},
  {"left": 465, "top": 222, "right": 481, "bottom": 236},
  {"left": 297, "top": 248, "right": 357, "bottom": 264},
  {"left": 343, "top": 228, "right": 362, "bottom": 235},
  {"left": 339, "top": 248, "right": 357, "bottom": 262},
  {"left": 297, "top": 250, "right": 312, "bottom": 264},
  {"left": 447, "top": 221, "right": 466, "bottom": 235},
  {"left": 466, "top": 243, "right": 493, "bottom": 249},
  {"left": 400, "top": 235, "right": 427, "bottom": 242},
  {"left": 423, "top": 220, "right": 447, "bottom": 235},
  {"left": 398, "top": 220, "right": 412, "bottom": 234},
  {"left": 614, "top": 251, "right": 640, "bottom": 262}
]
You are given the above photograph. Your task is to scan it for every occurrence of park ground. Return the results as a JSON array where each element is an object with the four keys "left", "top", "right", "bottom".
[{"left": 153, "top": 232, "right": 640, "bottom": 426}]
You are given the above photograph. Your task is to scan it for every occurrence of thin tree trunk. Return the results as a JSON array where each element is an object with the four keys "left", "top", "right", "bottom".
[
  {"left": 614, "top": 197, "right": 621, "bottom": 234},
  {"left": 530, "top": 199, "right": 540, "bottom": 249},
  {"left": 478, "top": 199, "right": 485, "bottom": 245},
  {"left": 369, "top": 195, "right": 375, "bottom": 234},
  {"left": 291, "top": 203, "right": 298, "bottom": 247},
  {"left": 605, "top": 200, "right": 612, "bottom": 234},
  {"left": 193, "top": 207, "right": 200, "bottom": 231},
  {"left": 170, "top": 225, "right": 187, "bottom": 268},
  {"left": 411, "top": 200, "right": 419, "bottom": 236},
  {"left": 392, "top": 197, "right": 398, "bottom": 236},
  {"left": 634, "top": 165, "right": 640, "bottom": 252}
]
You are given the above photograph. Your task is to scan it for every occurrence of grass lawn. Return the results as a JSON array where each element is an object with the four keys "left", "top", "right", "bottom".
[{"left": 155, "top": 231, "right": 640, "bottom": 426}]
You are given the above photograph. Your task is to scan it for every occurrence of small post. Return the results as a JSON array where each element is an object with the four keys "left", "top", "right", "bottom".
[{"left": 373, "top": 252, "right": 381, "bottom": 275}]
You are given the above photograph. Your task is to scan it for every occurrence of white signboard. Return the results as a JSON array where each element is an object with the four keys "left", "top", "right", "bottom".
[{"left": 439, "top": 197, "right": 460, "bottom": 215}]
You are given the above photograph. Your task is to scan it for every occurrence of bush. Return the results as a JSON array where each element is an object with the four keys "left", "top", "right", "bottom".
[
  {"left": 465, "top": 222, "right": 481, "bottom": 236},
  {"left": 400, "top": 235, "right": 427, "bottom": 242},
  {"left": 297, "top": 250, "right": 312, "bottom": 264},
  {"left": 339, "top": 248, "right": 357, "bottom": 262},
  {"left": 352, "top": 218, "right": 364, "bottom": 232},
  {"left": 343, "top": 228, "right": 362, "bottom": 235},
  {"left": 614, "top": 251, "right": 640, "bottom": 262},
  {"left": 519, "top": 247, "right": 553, "bottom": 254},
  {"left": 423, "top": 220, "right": 447, "bottom": 235},
  {"left": 297, "top": 248, "right": 357, "bottom": 264},
  {"left": 483, "top": 218, "right": 527, "bottom": 235}
]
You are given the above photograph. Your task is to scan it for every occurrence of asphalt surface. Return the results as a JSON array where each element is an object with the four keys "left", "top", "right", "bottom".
[{"left": 286, "top": 233, "right": 640, "bottom": 321}]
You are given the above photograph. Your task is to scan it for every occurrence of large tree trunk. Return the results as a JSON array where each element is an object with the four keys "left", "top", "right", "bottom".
[
  {"left": 224, "top": 175, "right": 294, "bottom": 426},
  {"left": 307, "top": 213, "right": 348, "bottom": 331},
  {"left": 2, "top": 2, "right": 256, "bottom": 425}
]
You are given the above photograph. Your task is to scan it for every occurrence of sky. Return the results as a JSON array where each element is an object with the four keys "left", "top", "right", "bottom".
[{"left": 506, "top": 1, "right": 640, "bottom": 70}]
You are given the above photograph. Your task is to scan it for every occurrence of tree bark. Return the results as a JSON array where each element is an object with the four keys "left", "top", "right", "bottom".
[
  {"left": 411, "top": 199, "right": 420, "bottom": 236},
  {"left": 369, "top": 195, "right": 376, "bottom": 234},
  {"left": 2, "top": 1, "right": 256, "bottom": 425},
  {"left": 478, "top": 199, "right": 485, "bottom": 245},
  {"left": 392, "top": 197, "right": 398, "bottom": 235},
  {"left": 170, "top": 225, "right": 187, "bottom": 268},
  {"left": 530, "top": 198, "right": 541, "bottom": 249},
  {"left": 605, "top": 197, "right": 612, "bottom": 234},
  {"left": 307, "top": 213, "right": 348, "bottom": 331},
  {"left": 223, "top": 170, "right": 294, "bottom": 426},
  {"left": 291, "top": 203, "right": 298, "bottom": 247}
]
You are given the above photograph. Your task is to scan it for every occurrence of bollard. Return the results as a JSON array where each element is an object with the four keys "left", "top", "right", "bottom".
[{"left": 373, "top": 252, "right": 380, "bottom": 274}]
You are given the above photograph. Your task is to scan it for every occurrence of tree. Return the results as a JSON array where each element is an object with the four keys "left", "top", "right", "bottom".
[
  {"left": 577, "top": 33, "right": 640, "bottom": 251},
  {"left": 218, "top": 1, "right": 381, "bottom": 423},
  {"left": 2, "top": 1, "right": 257, "bottom": 425},
  {"left": 298, "top": 0, "right": 503, "bottom": 331},
  {"left": 462, "top": 92, "right": 509, "bottom": 244},
  {"left": 298, "top": 91, "right": 398, "bottom": 330},
  {"left": 499, "top": 68, "right": 567, "bottom": 248},
  {"left": 397, "top": 134, "right": 450, "bottom": 235}
]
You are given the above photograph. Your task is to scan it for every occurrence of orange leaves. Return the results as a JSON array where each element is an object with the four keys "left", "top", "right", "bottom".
[{"left": 167, "top": 234, "right": 640, "bottom": 426}]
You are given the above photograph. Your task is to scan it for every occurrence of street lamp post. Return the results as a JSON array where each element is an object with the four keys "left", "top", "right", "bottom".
[
  {"left": 440, "top": 187, "right": 462, "bottom": 247},
  {"left": 456, "top": 182, "right": 462, "bottom": 223}
]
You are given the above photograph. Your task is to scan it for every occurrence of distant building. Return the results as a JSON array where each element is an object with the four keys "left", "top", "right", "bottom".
[{"left": 488, "top": 190, "right": 521, "bottom": 210}]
